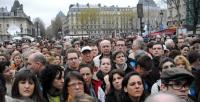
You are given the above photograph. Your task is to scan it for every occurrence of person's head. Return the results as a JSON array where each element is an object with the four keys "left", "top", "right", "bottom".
[
  {"left": 177, "top": 36, "right": 185, "bottom": 49},
  {"left": 174, "top": 55, "right": 191, "bottom": 71},
  {"left": 109, "top": 69, "right": 125, "bottom": 91},
  {"left": 156, "top": 35, "right": 161, "bottom": 42},
  {"left": 12, "top": 69, "right": 43, "bottom": 101},
  {"left": 54, "top": 44, "right": 63, "bottom": 55},
  {"left": 6, "top": 44, "right": 14, "bottom": 54},
  {"left": 152, "top": 42, "right": 164, "bottom": 57},
  {"left": 115, "top": 39, "right": 126, "bottom": 52},
  {"left": 65, "top": 48, "right": 80, "bottom": 69},
  {"left": 180, "top": 45, "right": 190, "bottom": 57},
  {"left": 187, "top": 51, "right": 200, "bottom": 68},
  {"left": 22, "top": 49, "right": 38, "bottom": 67},
  {"left": 43, "top": 51, "right": 52, "bottom": 63},
  {"left": 0, "top": 61, "right": 13, "bottom": 80},
  {"left": 147, "top": 41, "right": 154, "bottom": 54},
  {"left": 79, "top": 64, "right": 93, "bottom": 86},
  {"left": 168, "top": 50, "right": 181, "bottom": 59},
  {"left": 52, "top": 54, "right": 62, "bottom": 65},
  {"left": 160, "top": 68, "right": 194, "bottom": 101},
  {"left": 63, "top": 71, "right": 86, "bottom": 100},
  {"left": 122, "top": 72, "right": 145, "bottom": 99},
  {"left": 112, "top": 51, "right": 127, "bottom": 65},
  {"left": 100, "top": 57, "right": 112, "bottom": 74},
  {"left": 159, "top": 57, "right": 175, "bottom": 72},
  {"left": 145, "top": 92, "right": 180, "bottom": 102},
  {"left": 40, "top": 64, "right": 64, "bottom": 98},
  {"left": 72, "top": 94, "right": 97, "bottom": 102},
  {"left": 41, "top": 47, "right": 49, "bottom": 54},
  {"left": 21, "top": 44, "right": 30, "bottom": 53},
  {"left": 27, "top": 52, "right": 47, "bottom": 74},
  {"left": 132, "top": 39, "right": 145, "bottom": 51},
  {"left": 90, "top": 44, "right": 99, "bottom": 58},
  {"left": 73, "top": 41, "right": 81, "bottom": 52},
  {"left": 135, "top": 55, "right": 153, "bottom": 77},
  {"left": 190, "top": 38, "right": 200, "bottom": 53},
  {"left": 165, "top": 39, "right": 175, "bottom": 50},
  {"left": 12, "top": 53, "right": 23, "bottom": 66},
  {"left": 81, "top": 46, "right": 93, "bottom": 64},
  {"left": 0, "top": 54, "right": 8, "bottom": 62},
  {"left": 99, "top": 40, "right": 111, "bottom": 56}
]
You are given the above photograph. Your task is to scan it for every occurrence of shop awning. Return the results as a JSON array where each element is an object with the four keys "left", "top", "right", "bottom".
[{"left": 149, "top": 28, "right": 176, "bottom": 36}]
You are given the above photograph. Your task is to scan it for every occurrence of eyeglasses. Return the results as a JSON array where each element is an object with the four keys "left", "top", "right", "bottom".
[
  {"left": 167, "top": 80, "right": 189, "bottom": 90},
  {"left": 68, "top": 81, "right": 83, "bottom": 88},
  {"left": 116, "top": 44, "right": 125, "bottom": 47},
  {"left": 163, "top": 64, "right": 175, "bottom": 69},
  {"left": 67, "top": 57, "right": 78, "bottom": 61}
]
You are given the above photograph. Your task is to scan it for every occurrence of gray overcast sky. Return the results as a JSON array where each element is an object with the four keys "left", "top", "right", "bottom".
[{"left": 0, "top": 0, "right": 164, "bottom": 27}]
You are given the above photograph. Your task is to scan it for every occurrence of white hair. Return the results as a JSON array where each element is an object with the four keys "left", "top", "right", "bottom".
[{"left": 145, "top": 92, "right": 180, "bottom": 102}]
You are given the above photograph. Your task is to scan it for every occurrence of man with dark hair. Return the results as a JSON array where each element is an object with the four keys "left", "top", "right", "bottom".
[
  {"left": 64, "top": 48, "right": 80, "bottom": 76},
  {"left": 160, "top": 68, "right": 194, "bottom": 102},
  {"left": 188, "top": 51, "right": 200, "bottom": 102},
  {"left": 152, "top": 42, "right": 164, "bottom": 57},
  {"left": 135, "top": 55, "right": 156, "bottom": 93},
  {"left": 114, "top": 38, "right": 126, "bottom": 52}
]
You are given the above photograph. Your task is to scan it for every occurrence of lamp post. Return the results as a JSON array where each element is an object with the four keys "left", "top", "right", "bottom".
[
  {"left": 147, "top": 0, "right": 150, "bottom": 35},
  {"left": 160, "top": 10, "right": 164, "bottom": 30}
]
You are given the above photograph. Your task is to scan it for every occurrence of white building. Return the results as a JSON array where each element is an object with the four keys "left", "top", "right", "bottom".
[{"left": 0, "top": 0, "right": 34, "bottom": 41}]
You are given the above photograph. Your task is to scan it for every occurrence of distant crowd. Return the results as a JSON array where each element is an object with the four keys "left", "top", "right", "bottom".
[{"left": 0, "top": 34, "right": 200, "bottom": 102}]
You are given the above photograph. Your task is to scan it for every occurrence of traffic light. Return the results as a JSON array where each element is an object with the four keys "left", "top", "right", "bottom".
[{"left": 141, "top": 22, "right": 145, "bottom": 33}]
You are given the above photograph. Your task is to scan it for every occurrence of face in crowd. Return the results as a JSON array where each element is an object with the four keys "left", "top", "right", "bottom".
[
  {"left": 100, "top": 57, "right": 112, "bottom": 74},
  {"left": 66, "top": 52, "right": 80, "bottom": 69},
  {"left": 112, "top": 73, "right": 124, "bottom": 91},
  {"left": 115, "top": 40, "right": 126, "bottom": 52},
  {"left": 100, "top": 40, "right": 112, "bottom": 56},
  {"left": 152, "top": 44, "right": 164, "bottom": 57},
  {"left": 90, "top": 45, "right": 99, "bottom": 58},
  {"left": 63, "top": 71, "right": 85, "bottom": 100},
  {"left": 113, "top": 52, "right": 127, "bottom": 65},
  {"left": 79, "top": 66, "right": 93, "bottom": 86},
  {"left": 81, "top": 50, "right": 93, "bottom": 64},
  {"left": 122, "top": 72, "right": 144, "bottom": 98}
]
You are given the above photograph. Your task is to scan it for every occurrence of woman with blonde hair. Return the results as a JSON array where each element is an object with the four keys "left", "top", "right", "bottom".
[
  {"left": 174, "top": 55, "right": 191, "bottom": 71},
  {"left": 10, "top": 52, "right": 24, "bottom": 71}
]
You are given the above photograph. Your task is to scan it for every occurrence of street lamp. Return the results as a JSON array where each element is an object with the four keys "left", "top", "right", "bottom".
[{"left": 160, "top": 10, "right": 164, "bottom": 30}]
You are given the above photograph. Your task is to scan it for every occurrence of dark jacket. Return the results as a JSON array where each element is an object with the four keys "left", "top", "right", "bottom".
[
  {"left": 191, "top": 67, "right": 200, "bottom": 102},
  {"left": 96, "top": 71, "right": 107, "bottom": 91},
  {"left": 106, "top": 91, "right": 121, "bottom": 102}
]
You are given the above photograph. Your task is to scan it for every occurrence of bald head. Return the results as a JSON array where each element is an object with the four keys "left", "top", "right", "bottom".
[
  {"left": 27, "top": 52, "right": 46, "bottom": 74},
  {"left": 99, "top": 40, "right": 111, "bottom": 56},
  {"left": 145, "top": 92, "right": 180, "bottom": 102}
]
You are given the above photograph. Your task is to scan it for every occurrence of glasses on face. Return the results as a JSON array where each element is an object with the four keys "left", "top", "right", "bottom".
[
  {"left": 167, "top": 80, "right": 189, "bottom": 90},
  {"left": 68, "top": 81, "right": 83, "bottom": 88},
  {"left": 67, "top": 57, "right": 78, "bottom": 61},
  {"left": 116, "top": 44, "right": 125, "bottom": 47},
  {"left": 0, "top": 58, "right": 6, "bottom": 61},
  {"left": 163, "top": 64, "right": 175, "bottom": 69}
]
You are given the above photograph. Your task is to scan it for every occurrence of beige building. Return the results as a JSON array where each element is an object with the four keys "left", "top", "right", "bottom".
[
  {"left": 63, "top": 3, "right": 137, "bottom": 38},
  {"left": 0, "top": 0, "right": 34, "bottom": 41},
  {"left": 167, "top": 0, "right": 186, "bottom": 27},
  {"left": 63, "top": 1, "right": 165, "bottom": 38}
]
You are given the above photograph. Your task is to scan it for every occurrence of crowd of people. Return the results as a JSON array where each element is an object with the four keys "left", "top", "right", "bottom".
[{"left": 0, "top": 34, "right": 200, "bottom": 102}]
